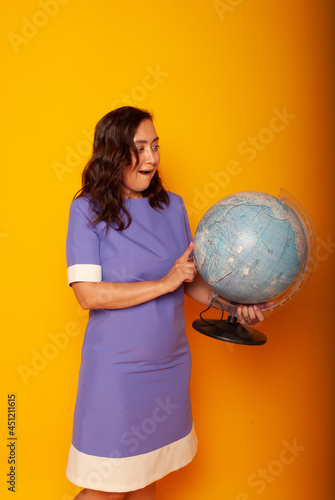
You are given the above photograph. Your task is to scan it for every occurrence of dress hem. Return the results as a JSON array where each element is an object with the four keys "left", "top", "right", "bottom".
[{"left": 66, "top": 424, "right": 197, "bottom": 493}]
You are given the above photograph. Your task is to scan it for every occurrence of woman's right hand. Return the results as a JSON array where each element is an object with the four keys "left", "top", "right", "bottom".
[{"left": 160, "top": 242, "right": 197, "bottom": 293}]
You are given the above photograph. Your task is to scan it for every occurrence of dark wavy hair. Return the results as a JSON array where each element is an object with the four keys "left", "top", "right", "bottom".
[{"left": 74, "top": 106, "right": 169, "bottom": 231}]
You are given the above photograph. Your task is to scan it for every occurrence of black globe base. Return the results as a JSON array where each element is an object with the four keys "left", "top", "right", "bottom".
[{"left": 192, "top": 315, "right": 267, "bottom": 346}]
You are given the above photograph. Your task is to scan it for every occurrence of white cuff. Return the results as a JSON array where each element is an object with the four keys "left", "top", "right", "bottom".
[{"left": 67, "top": 264, "right": 102, "bottom": 286}]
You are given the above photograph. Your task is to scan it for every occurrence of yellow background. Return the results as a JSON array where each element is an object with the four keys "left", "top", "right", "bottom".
[{"left": 1, "top": 0, "right": 334, "bottom": 498}]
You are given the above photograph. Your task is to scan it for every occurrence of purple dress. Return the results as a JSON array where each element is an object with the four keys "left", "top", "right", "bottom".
[{"left": 65, "top": 192, "right": 197, "bottom": 492}]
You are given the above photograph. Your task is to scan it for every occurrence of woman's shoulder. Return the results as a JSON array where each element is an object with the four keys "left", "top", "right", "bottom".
[
  {"left": 164, "top": 192, "right": 189, "bottom": 221},
  {"left": 69, "top": 195, "right": 96, "bottom": 220},
  {"left": 166, "top": 191, "right": 185, "bottom": 206}
]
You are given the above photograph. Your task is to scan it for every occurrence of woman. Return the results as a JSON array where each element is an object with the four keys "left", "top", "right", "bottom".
[{"left": 65, "top": 106, "right": 264, "bottom": 500}]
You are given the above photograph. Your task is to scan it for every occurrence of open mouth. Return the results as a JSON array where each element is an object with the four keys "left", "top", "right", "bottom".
[{"left": 139, "top": 170, "right": 154, "bottom": 176}]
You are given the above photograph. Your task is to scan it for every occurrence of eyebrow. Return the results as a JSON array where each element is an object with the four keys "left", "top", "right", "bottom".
[{"left": 134, "top": 136, "right": 159, "bottom": 144}]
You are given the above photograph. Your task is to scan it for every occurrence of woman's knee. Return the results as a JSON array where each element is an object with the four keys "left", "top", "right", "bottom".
[
  {"left": 125, "top": 483, "right": 156, "bottom": 499},
  {"left": 75, "top": 488, "right": 126, "bottom": 500}
]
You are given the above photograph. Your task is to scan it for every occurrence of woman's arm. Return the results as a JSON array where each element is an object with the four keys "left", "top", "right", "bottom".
[
  {"left": 72, "top": 242, "right": 197, "bottom": 310},
  {"left": 184, "top": 271, "right": 213, "bottom": 306},
  {"left": 184, "top": 272, "right": 265, "bottom": 325},
  {"left": 72, "top": 280, "right": 166, "bottom": 310}
]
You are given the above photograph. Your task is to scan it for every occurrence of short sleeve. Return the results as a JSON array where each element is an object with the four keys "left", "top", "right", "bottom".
[
  {"left": 66, "top": 198, "right": 102, "bottom": 286},
  {"left": 179, "top": 196, "right": 193, "bottom": 249}
]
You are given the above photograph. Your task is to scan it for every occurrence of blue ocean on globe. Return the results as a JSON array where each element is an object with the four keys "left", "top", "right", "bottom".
[{"left": 193, "top": 191, "right": 307, "bottom": 304}]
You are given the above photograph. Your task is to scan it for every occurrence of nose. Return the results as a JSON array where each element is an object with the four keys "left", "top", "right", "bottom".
[{"left": 144, "top": 146, "right": 155, "bottom": 164}]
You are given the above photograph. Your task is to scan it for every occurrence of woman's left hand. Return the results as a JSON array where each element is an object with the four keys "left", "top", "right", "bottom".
[{"left": 236, "top": 305, "right": 265, "bottom": 325}]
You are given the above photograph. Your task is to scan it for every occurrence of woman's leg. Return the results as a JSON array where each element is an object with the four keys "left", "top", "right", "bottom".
[
  {"left": 73, "top": 482, "right": 156, "bottom": 500},
  {"left": 125, "top": 483, "right": 156, "bottom": 500},
  {"left": 73, "top": 489, "right": 126, "bottom": 500}
]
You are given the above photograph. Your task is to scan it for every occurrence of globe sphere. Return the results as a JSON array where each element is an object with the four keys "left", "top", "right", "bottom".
[{"left": 193, "top": 191, "right": 309, "bottom": 305}]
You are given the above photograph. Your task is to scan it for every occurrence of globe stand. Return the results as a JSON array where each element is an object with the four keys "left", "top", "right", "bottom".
[{"left": 192, "top": 315, "right": 267, "bottom": 346}]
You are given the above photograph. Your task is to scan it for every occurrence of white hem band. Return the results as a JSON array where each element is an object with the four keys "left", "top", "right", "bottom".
[
  {"left": 67, "top": 264, "right": 102, "bottom": 286},
  {"left": 66, "top": 424, "right": 197, "bottom": 492}
]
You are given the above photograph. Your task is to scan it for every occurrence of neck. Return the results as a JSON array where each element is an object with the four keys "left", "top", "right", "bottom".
[{"left": 122, "top": 190, "right": 143, "bottom": 199}]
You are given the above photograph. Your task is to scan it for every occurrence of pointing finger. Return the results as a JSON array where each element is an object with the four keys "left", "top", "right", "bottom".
[{"left": 179, "top": 241, "right": 194, "bottom": 262}]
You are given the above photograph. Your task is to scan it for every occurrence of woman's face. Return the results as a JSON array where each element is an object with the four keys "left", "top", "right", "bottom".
[{"left": 121, "top": 119, "right": 160, "bottom": 199}]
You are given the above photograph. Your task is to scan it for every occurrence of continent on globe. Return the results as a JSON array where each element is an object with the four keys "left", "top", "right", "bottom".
[{"left": 193, "top": 191, "right": 308, "bottom": 304}]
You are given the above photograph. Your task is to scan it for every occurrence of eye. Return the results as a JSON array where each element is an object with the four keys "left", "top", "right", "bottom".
[
  {"left": 136, "top": 147, "right": 144, "bottom": 153},
  {"left": 152, "top": 144, "right": 160, "bottom": 151}
]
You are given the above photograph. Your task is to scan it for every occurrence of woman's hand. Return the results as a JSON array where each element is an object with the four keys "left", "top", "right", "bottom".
[
  {"left": 236, "top": 305, "right": 265, "bottom": 325},
  {"left": 160, "top": 242, "right": 197, "bottom": 293},
  {"left": 70, "top": 242, "right": 197, "bottom": 310}
]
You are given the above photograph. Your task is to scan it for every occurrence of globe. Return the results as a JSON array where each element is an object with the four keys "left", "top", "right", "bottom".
[{"left": 193, "top": 189, "right": 316, "bottom": 312}]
